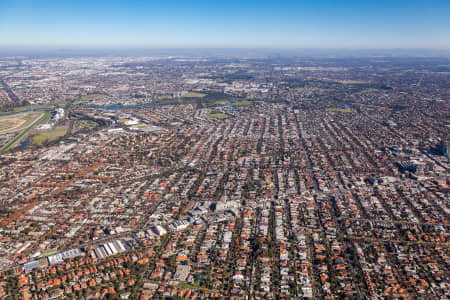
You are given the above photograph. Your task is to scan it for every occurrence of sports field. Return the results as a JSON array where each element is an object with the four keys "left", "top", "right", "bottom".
[
  {"left": 182, "top": 92, "right": 206, "bottom": 98},
  {"left": 325, "top": 108, "right": 355, "bottom": 113},
  {"left": 0, "top": 111, "right": 51, "bottom": 152},
  {"left": 209, "top": 112, "right": 229, "bottom": 119},
  {"left": 33, "top": 125, "right": 68, "bottom": 145},
  {"left": 0, "top": 112, "right": 44, "bottom": 134},
  {"left": 0, "top": 117, "right": 26, "bottom": 133}
]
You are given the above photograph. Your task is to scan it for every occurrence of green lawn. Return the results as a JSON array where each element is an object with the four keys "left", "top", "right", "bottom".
[
  {"left": 214, "top": 99, "right": 252, "bottom": 106},
  {"left": 182, "top": 92, "right": 206, "bottom": 98},
  {"left": 352, "top": 103, "right": 387, "bottom": 109},
  {"left": 325, "top": 108, "right": 355, "bottom": 113},
  {"left": 32, "top": 125, "right": 68, "bottom": 145},
  {"left": 74, "top": 120, "right": 98, "bottom": 131},
  {"left": 337, "top": 80, "right": 368, "bottom": 84},
  {"left": 359, "top": 88, "right": 380, "bottom": 93},
  {"left": 234, "top": 99, "right": 252, "bottom": 106},
  {"left": 79, "top": 94, "right": 105, "bottom": 102},
  {"left": 214, "top": 100, "right": 230, "bottom": 105},
  {"left": 0, "top": 104, "right": 54, "bottom": 115},
  {"left": 38, "top": 250, "right": 58, "bottom": 258},
  {"left": 0, "top": 118, "right": 23, "bottom": 132},
  {"left": 155, "top": 95, "right": 172, "bottom": 100},
  {"left": 13, "top": 104, "right": 54, "bottom": 112},
  {"left": 50, "top": 100, "right": 69, "bottom": 106},
  {"left": 209, "top": 112, "right": 229, "bottom": 119},
  {"left": 289, "top": 87, "right": 305, "bottom": 92}
]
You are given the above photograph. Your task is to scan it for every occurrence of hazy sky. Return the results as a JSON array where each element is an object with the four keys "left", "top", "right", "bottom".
[{"left": 0, "top": 0, "right": 449, "bottom": 48}]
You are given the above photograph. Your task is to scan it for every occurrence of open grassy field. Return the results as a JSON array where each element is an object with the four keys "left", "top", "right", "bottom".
[
  {"left": 12, "top": 104, "right": 53, "bottom": 112},
  {"left": 0, "top": 104, "right": 54, "bottom": 115},
  {"left": 0, "top": 112, "right": 45, "bottom": 134},
  {"left": 38, "top": 250, "right": 58, "bottom": 259},
  {"left": 209, "top": 112, "right": 229, "bottom": 119},
  {"left": 359, "top": 88, "right": 381, "bottom": 93},
  {"left": 79, "top": 93, "right": 105, "bottom": 102},
  {"left": 214, "top": 99, "right": 252, "bottom": 106},
  {"left": 337, "top": 80, "right": 368, "bottom": 84},
  {"left": 352, "top": 103, "right": 388, "bottom": 110},
  {"left": 325, "top": 108, "right": 355, "bottom": 113},
  {"left": 50, "top": 100, "right": 68, "bottom": 106},
  {"left": 234, "top": 99, "right": 252, "bottom": 106},
  {"left": 322, "top": 78, "right": 369, "bottom": 85},
  {"left": 0, "top": 111, "right": 51, "bottom": 152},
  {"left": 32, "top": 125, "right": 68, "bottom": 145},
  {"left": 73, "top": 120, "right": 98, "bottom": 131},
  {"left": 289, "top": 87, "right": 305, "bottom": 92},
  {"left": 182, "top": 92, "right": 206, "bottom": 98},
  {"left": 0, "top": 117, "right": 25, "bottom": 132},
  {"left": 155, "top": 95, "right": 172, "bottom": 101},
  {"left": 214, "top": 100, "right": 230, "bottom": 105}
]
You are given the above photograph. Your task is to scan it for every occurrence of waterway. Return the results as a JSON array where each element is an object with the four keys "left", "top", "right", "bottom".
[{"left": 15, "top": 136, "right": 31, "bottom": 150}]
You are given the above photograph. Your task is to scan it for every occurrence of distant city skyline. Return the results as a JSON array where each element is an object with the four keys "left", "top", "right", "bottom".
[{"left": 1, "top": 0, "right": 450, "bottom": 49}]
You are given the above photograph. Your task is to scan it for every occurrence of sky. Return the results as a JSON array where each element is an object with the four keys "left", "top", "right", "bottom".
[{"left": 0, "top": 0, "right": 449, "bottom": 49}]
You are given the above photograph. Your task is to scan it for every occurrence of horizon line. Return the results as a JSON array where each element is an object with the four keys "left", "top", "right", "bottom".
[{"left": 1, "top": 45, "right": 450, "bottom": 50}]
